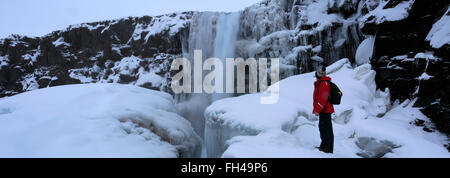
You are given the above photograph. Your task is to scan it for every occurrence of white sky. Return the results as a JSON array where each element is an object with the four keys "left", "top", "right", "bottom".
[{"left": 0, "top": 0, "right": 262, "bottom": 39}]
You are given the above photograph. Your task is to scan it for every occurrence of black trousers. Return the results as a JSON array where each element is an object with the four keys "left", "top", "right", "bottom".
[{"left": 319, "top": 113, "right": 334, "bottom": 153}]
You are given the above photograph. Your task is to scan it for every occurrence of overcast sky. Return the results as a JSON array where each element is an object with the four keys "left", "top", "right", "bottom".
[{"left": 0, "top": 0, "right": 262, "bottom": 39}]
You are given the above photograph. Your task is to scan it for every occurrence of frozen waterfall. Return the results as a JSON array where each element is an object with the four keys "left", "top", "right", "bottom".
[{"left": 176, "top": 12, "right": 240, "bottom": 141}]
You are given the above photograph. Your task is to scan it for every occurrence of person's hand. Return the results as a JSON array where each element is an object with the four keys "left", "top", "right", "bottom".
[{"left": 313, "top": 111, "right": 319, "bottom": 116}]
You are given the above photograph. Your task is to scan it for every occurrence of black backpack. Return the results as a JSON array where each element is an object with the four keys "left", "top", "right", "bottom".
[{"left": 317, "top": 81, "right": 342, "bottom": 105}]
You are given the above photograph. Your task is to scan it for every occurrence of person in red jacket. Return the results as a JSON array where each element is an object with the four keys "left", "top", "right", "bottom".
[{"left": 313, "top": 67, "right": 334, "bottom": 153}]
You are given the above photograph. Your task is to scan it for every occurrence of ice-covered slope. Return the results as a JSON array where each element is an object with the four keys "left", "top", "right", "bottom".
[
  {"left": 205, "top": 59, "right": 449, "bottom": 158},
  {"left": 0, "top": 84, "right": 201, "bottom": 158}
]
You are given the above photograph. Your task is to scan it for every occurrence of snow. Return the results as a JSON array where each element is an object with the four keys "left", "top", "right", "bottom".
[
  {"left": 68, "top": 23, "right": 105, "bottom": 31},
  {"left": 22, "top": 50, "right": 40, "bottom": 63},
  {"left": 417, "top": 72, "right": 433, "bottom": 80},
  {"left": 135, "top": 71, "right": 165, "bottom": 87},
  {"left": 205, "top": 58, "right": 449, "bottom": 158},
  {"left": 101, "top": 24, "right": 112, "bottom": 34},
  {"left": 20, "top": 74, "right": 39, "bottom": 91},
  {"left": 355, "top": 36, "right": 375, "bottom": 65},
  {"left": 113, "top": 56, "right": 142, "bottom": 76},
  {"left": 392, "top": 54, "right": 408, "bottom": 60},
  {"left": 143, "top": 13, "right": 190, "bottom": 41},
  {"left": 414, "top": 52, "right": 439, "bottom": 61},
  {"left": 426, "top": 7, "right": 450, "bottom": 48},
  {"left": 240, "top": 0, "right": 289, "bottom": 40},
  {"left": 0, "top": 55, "right": 8, "bottom": 68},
  {"left": 4, "top": 35, "right": 28, "bottom": 47},
  {"left": 305, "top": 0, "right": 340, "bottom": 30},
  {"left": 312, "top": 45, "right": 322, "bottom": 53},
  {"left": 130, "top": 13, "right": 191, "bottom": 42},
  {"left": 62, "top": 54, "right": 171, "bottom": 91},
  {"left": 52, "top": 37, "right": 71, "bottom": 47},
  {"left": 112, "top": 46, "right": 122, "bottom": 55},
  {"left": 293, "top": 45, "right": 312, "bottom": 52},
  {"left": 311, "top": 55, "right": 324, "bottom": 62},
  {"left": 334, "top": 39, "right": 346, "bottom": 48},
  {"left": 69, "top": 68, "right": 95, "bottom": 83},
  {"left": 360, "top": 0, "right": 415, "bottom": 25},
  {"left": 0, "top": 84, "right": 201, "bottom": 158}
]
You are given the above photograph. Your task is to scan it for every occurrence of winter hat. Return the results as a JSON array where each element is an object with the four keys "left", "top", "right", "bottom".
[{"left": 315, "top": 67, "right": 326, "bottom": 78}]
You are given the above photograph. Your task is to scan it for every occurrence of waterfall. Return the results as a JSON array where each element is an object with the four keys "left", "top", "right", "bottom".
[
  {"left": 214, "top": 13, "right": 240, "bottom": 60},
  {"left": 212, "top": 12, "right": 240, "bottom": 101},
  {"left": 176, "top": 12, "right": 240, "bottom": 140},
  {"left": 187, "top": 12, "right": 218, "bottom": 61}
]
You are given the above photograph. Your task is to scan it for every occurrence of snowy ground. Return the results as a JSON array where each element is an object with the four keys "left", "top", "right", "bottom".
[
  {"left": 205, "top": 59, "right": 449, "bottom": 158},
  {"left": 0, "top": 84, "right": 201, "bottom": 158}
]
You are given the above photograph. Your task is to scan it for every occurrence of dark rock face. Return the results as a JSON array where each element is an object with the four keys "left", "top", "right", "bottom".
[
  {"left": 368, "top": 0, "right": 450, "bottom": 135},
  {"left": 421, "top": 104, "right": 450, "bottom": 135},
  {"left": 0, "top": 12, "right": 193, "bottom": 97},
  {"left": 363, "top": 0, "right": 448, "bottom": 58}
]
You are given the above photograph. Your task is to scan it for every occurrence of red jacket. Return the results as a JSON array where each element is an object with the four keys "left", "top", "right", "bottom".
[{"left": 313, "top": 76, "right": 335, "bottom": 114}]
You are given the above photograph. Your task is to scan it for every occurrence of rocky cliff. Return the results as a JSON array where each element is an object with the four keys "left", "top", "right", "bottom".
[
  {"left": 365, "top": 0, "right": 449, "bottom": 135},
  {"left": 0, "top": 12, "right": 193, "bottom": 97}
]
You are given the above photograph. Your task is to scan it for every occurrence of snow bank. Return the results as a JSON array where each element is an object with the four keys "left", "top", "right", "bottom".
[
  {"left": 0, "top": 84, "right": 201, "bottom": 158},
  {"left": 426, "top": 7, "right": 450, "bottom": 48},
  {"left": 205, "top": 59, "right": 449, "bottom": 158}
]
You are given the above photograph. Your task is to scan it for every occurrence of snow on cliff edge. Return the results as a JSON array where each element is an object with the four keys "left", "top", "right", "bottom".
[{"left": 0, "top": 84, "right": 201, "bottom": 158}]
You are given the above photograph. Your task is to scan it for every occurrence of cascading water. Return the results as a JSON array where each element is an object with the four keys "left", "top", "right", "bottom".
[
  {"left": 176, "top": 12, "right": 240, "bottom": 149},
  {"left": 212, "top": 12, "right": 240, "bottom": 101},
  {"left": 177, "top": 12, "right": 218, "bottom": 140}
]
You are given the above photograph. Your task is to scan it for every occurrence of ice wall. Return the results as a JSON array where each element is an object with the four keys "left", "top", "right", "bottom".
[{"left": 236, "top": 0, "right": 363, "bottom": 79}]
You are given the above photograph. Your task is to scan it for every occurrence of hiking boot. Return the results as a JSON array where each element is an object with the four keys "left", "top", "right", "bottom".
[{"left": 316, "top": 147, "right": 333, "bottom": 154}]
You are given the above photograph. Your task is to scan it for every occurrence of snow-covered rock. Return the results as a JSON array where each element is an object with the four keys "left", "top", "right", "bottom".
[
  {"left": 0, "top": 12, "right": 193, "bottom": 97},
  {"left": 355, "top": 137, "right": 401, "bottom": 158},
  {"left": 205, "top": 59, "right": 449, "bottom": 158},
  {"left": 359, "top": 0, "right": 415, "bottom": 27},
  {"left": 0, "top": 84, "right": 201, "bottom": 157},
  {"left": 426, "top": 7, "right": 450, "bottom": 49},
  {"left": 366, "top": 0, "right": 449, "bottom": 136}
]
